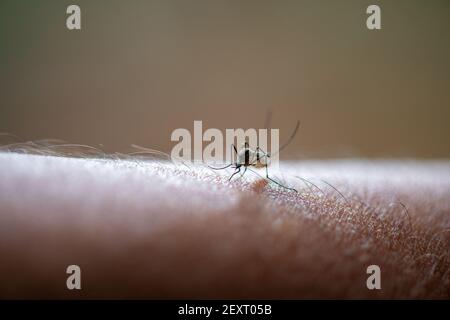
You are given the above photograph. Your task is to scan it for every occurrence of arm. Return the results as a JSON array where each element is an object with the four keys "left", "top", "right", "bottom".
[{"left": 0, "top": 153, "right": 449, "bottom": 298}]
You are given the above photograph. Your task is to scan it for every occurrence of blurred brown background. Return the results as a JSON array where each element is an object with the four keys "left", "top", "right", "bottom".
[{"left": 0, "top": 0, "right": 449, "bottom": 158}]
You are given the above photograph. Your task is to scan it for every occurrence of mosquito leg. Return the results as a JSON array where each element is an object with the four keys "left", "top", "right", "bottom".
[
  {"left": 265, "top": 163, "right": 297, "bottom": 192},
  {"left": 231, "top": 144, "right": 238, "bottom": 163},
  {"left": 228, "top": 167, "right": 241, "bottom": 181},
  {"left": 208, "top": 163, "right": 233, "bottom": 170},
  {"left": 208, "top": 144, "right": 238, "bottom": 170}
]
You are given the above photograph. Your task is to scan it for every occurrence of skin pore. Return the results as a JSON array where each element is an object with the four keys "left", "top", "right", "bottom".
[{"left": 0, "top": 151, "right": 449, "bottom": 299}]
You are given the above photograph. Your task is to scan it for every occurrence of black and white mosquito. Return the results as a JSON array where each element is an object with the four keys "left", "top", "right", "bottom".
[{"left": 208, "top": 120, "right": 300, "bottom": 192}]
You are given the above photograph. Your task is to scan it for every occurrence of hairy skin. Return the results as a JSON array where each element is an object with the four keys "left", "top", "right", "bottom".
[{"left": 0, "top": 152, "right": 449, "bottom": 299}]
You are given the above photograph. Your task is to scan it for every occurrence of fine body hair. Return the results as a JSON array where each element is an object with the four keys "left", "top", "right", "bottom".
[{"left": 0, "top": 139, "right": 449, "bottom": 298}]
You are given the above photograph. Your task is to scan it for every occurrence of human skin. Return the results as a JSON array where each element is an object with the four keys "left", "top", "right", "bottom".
[{"left": 0, "top": 152, "right": 449, "bottom": 299}]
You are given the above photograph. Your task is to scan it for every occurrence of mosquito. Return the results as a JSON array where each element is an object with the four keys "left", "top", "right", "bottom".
[{"left": 208, "top": 119, "right": 300, "bottom": 193}]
